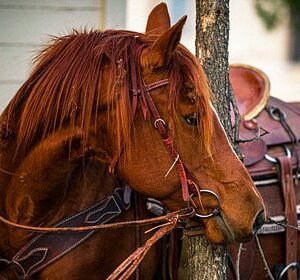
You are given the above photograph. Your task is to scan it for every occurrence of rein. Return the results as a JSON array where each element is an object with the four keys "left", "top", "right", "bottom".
[{"left": 0, "top": 199, "right": 194, "bottom": 234}]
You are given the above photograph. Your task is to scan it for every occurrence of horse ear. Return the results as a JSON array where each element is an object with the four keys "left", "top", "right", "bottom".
[
  {"left": 142, "top": 16, "right": 187, "bottom": 72},
  {"left": 145, "top": 2, "right": 171, "bottom": 34}
]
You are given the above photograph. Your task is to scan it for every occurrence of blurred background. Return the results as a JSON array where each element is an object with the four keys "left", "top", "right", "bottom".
[{"left": 0, "top": 0, "right": 299, "bottom": 111}]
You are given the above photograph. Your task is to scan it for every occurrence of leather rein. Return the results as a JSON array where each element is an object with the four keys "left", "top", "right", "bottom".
[{"left": 0, "top": 40, "right": 220, "bottom": 279}]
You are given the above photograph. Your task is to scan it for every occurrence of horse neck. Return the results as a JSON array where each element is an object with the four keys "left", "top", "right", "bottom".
[{"left": 1, "top": 159, "right": 120, "bottom": 258}]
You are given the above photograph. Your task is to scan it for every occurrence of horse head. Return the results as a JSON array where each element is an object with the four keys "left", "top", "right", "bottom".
[{"left": 114, "top": 3, "right": 265, "bottom": 244}]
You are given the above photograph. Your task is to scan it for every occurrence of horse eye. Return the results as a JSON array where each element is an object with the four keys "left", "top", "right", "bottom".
[{"left": 183, "top": 114, "right": 199, "bottom": 126}]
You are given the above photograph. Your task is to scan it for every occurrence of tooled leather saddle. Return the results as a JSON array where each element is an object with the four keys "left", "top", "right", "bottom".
[{"left": 229, "top": 64, "right": 300, "bottom": 280}]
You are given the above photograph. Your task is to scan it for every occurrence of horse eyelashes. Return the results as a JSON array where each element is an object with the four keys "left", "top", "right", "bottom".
[{"left": 183, "top": 113, "right": 199, "bottom": 126}]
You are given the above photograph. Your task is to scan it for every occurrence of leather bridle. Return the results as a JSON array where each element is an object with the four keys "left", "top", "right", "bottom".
[{"left": 109, "top": 41, "right": 221, "bottom": 212}]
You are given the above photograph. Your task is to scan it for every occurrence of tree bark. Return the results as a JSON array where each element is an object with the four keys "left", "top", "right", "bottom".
[
  {"left": 187, "top": 237, "right": 227, "bottom": 279},
  {"left": 186, "top": 0, "right": 241, "bottom": 279},
  {"left": 195, "top": 0, "right": 240, "bottom": 145}
]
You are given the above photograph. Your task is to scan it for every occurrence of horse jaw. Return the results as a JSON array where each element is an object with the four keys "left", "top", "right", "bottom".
[{"left": 190, "top": 108, "right": 265, "bottom": 244}]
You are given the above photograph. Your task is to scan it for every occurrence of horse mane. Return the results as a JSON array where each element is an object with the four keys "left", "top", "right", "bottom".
[{"left": 0, "top": 29, "right": 212, "bottom": 158}]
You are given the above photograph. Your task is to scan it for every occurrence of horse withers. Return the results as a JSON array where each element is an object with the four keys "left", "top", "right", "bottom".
[{"left": 0, "top": 3, "right": 265, "bottom": 279}]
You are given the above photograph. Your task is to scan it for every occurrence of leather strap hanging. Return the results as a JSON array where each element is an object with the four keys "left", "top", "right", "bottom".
[{"left": 277, "top": 155, "right": 298, "bottom": 280}]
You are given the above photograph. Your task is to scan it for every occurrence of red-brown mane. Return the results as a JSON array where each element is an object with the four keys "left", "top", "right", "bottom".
[{"left": 0, "top": 29, "right": 212, "bottom": 158}]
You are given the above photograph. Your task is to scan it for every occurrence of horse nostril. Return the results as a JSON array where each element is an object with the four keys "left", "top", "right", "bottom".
[{"left": 253, "top": 210, "right": 265, "bottom": 234}]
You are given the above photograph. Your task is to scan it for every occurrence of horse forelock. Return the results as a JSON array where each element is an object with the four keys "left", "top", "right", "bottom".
[
  {"left": 169, "top": 46, "right": 213, "bottom": 155},
  {"left": 0, "top": 29, "right": 212, "bottom": 158}
]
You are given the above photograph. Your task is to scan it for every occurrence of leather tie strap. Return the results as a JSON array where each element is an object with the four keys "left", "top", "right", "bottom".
[
  {"left": 277, "top": 155, "right": 298, "bottom": 280},
  {"left": 107, "top": 214, "right": 178, "bottom": 280}
]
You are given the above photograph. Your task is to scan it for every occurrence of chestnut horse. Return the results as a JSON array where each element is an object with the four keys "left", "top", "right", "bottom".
[{"left": 0, "top": 3, "right": 265, "bottom": 279}]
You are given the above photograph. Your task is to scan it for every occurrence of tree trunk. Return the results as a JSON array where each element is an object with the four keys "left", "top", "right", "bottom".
[
  {"left": 187, "top": 237, "right": 227, "bottom": 279},
  {"left": 186, "top": 0, "right": 240, "bottom": 279},
  {"left": 195, "top": 0, "right": 239, "bottom": 142}
]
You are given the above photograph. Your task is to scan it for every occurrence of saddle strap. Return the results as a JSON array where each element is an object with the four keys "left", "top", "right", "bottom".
[
  {"left": 3, "top": 188, "right": 128, "bottom": 279},
  {"left": 277, "top": 156, "right": 298, "bottom": 280}
]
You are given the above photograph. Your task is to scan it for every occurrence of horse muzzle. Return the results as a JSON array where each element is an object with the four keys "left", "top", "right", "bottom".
[{"left": 189, "top": 195, "right": 266, "bottom": 244}]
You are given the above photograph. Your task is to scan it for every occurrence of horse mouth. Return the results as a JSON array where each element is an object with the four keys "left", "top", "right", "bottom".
[
  {"left": 212, "top": 213, "right": 254, "bottom": 243},
  {"left": 180, "top": 202, "right": 257, "bottom": 243},
  {"left": 183, "top": 213, "right": 254, "bottom": 244}
]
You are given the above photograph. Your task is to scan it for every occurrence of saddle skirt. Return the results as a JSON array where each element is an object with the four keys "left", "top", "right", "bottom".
[{"left": 229, "top": 64, "right": 300, "bottom": 280}]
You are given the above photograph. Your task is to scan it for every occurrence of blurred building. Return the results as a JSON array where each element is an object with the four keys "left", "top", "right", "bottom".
[{"left": 0, "top": 0, "right": 299, "bottom": 110}]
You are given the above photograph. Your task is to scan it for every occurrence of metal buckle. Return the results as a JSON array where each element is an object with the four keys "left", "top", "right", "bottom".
[
  {"left": 114, "top": 186, "right": 131, "bottom": 211},
  {"left": 278, "top": 262, "right": 300, "bottom": 280},
  {"left": 130, "top": 89, "right": 141, "bottom": 96},
  {"left": 154, "top": 118, "right": 166, "bottom": 128},
  {"left": 190, "top": 189, "right": 221, "bottom": 219},
  {"left": 268, "top": 106, "right": 287, "bottom": 122},
  {"left": 264, "top": 145, "right": 291, "bottom": 163},
  {"left": 146, "top": 198, "right": 168, "bottom": 216}
]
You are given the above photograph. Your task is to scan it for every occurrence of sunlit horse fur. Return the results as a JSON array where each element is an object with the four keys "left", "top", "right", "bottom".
[{"left": 0, "top": 3, "right": 265, "bottom": 279}]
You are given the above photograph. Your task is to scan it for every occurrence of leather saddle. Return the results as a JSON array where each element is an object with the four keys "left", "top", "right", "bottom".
[{"left": 229, "top": 64, "right": 300, "bottom": 280}]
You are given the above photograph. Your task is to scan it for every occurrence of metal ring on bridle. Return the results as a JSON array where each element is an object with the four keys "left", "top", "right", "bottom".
[
  {"left": 190, "top": 189, "right": 221, "bottom": 219},
  {"left": 265, "top": 145, "right": 291, "bottom": 163},
  {"left": 268, "top": 106, "right": 287, "bottom": 122},
  {"left": 278, "top": 261, "right": 300, "bottom": 280},
  {"left": 154, "top": 118, "right": 166, "bottom": 128}
]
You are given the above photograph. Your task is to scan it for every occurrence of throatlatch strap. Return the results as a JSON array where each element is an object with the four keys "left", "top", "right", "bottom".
[
  {"left": 277, "top": 156, "right": 298, "bottom": 280},
  {"left": 6, "top": 189, "right": 128, "bottom": 279}
]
